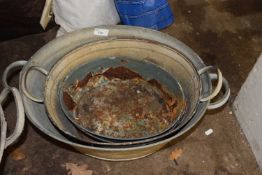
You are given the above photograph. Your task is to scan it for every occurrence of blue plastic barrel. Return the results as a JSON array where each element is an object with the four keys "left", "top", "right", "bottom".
[
  {"left": 115, "top": 0, "right": 174, "bottom": 30},
  {"left": 115, "top": 0, "right": 168, "bottom": 16}
]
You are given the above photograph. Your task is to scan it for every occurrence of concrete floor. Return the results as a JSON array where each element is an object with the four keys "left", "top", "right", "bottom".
[{"left": 0, "top": 0, "right": 262, "bottom": 174}]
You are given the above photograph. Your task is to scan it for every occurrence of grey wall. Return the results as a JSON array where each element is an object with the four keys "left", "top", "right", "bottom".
[{"left": 234, "top": 54, "right": 262, "bottom": 169}]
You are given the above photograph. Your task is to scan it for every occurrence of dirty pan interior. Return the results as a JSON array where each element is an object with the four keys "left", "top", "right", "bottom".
[{"left": 60, "top": 57, "right": 186, "bottom": 142}]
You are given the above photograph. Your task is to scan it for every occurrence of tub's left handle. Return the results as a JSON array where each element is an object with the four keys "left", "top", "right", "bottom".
[
  {"left": 21, "top": 65, "right": 48, "bottom": 103},
  {"left": 0, "top": 61, "right": 27, "bottom": 163},
  {"left": 0, "top": 87, "right": 25, "bottom": 163},
  {"left": 0, "top": 100, "right": 7, "bottom": 163},
  {"left": 2, "top": 60, "right": 28, "bottom": 88}
]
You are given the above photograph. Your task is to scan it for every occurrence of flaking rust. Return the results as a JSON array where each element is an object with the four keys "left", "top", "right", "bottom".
[{"left": 63, "top": 67, "right": 185, "bottom": 139}]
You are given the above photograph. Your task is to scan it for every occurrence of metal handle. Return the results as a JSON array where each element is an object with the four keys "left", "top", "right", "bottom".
[
  {"left": 2, "top": 60, "right": 28, "bottom": 88},
  {"left": 207, "top": 73, "right": 230, "bottom": 110},
  {"left": 0, "top": 88, "right": 25, "bottom": 147},
  {"left": 21, "top": 65, "right": 48, "bottom": 103},
  {"left": 1, "top": 60, "right": 27, "bottom": 147},
  {"left": 0, "top": 102, "right": 7, "bottom": 163},
  {"left": 0, "top": 61, "right": 26, "bottom": 164},
  {"left": 198, "top": 66, "right": 223, "bottom": 102},
  {"left": 0, "top": 87, "right": 25, "bottom": 164}
]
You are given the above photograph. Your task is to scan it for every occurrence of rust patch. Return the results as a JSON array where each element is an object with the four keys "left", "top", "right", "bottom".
[
  {"left": 77, "top": 72, "right": 93, "bottom": 88},
  {"left": 102, "top": 66, "right": 142, "bottom": 80},
  {"left": 63, "top": 91, "right": 76, "bottom": 111},
  {"left": 148, "top": 79, "right": 175, "bottom": 102}
]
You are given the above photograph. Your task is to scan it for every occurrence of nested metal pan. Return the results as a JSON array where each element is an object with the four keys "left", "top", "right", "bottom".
[
  {"left": 20, "top": 28, "right": 229, "bottom": 146},
  {"left": 6, "top": 26, "right": 230, "bottom": 160},
  {"left": 59, "top": 57, "right": 187, "bottom": 142}
]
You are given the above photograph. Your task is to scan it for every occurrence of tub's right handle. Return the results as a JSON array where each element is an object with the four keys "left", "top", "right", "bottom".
[
  {"left": 21, "top": 65, "right": 48, "bottom": 103},
  {"left": 206, "top": 73, "right": 230, "bottom": 110},
  {"left": 198, "top": 66, "right": 230, "bottom": 110},
  {"left": 198, "top": 66, "right": 223, "bottom": 102}
]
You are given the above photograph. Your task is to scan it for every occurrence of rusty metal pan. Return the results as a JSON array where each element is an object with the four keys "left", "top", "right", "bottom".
[
  {"left": 59, "top": 58, "right": 186, "bottom": 142},
  {"left": 20, "top": 36, "right": 229, "bottom": 146}
]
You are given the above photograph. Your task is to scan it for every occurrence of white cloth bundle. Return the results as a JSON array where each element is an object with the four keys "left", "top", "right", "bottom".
[{"left": 52, "top": 0, "right": 120, "bottom": 36}]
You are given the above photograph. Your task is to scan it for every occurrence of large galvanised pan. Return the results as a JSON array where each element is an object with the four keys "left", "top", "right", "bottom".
[
  {"left": 3, "top": 26, "right": 229, "bottom": 160},
  {"left": 20, "top": 29, "right": 229, "bottom": 145}
]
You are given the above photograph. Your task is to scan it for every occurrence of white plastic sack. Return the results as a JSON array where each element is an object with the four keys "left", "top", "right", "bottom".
[{"left": 53, "top": 0, "right": 120, "bottom": 37}]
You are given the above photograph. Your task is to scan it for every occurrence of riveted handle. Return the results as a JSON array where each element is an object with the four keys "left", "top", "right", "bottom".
[{"left": 21, "top": 65, "right": 48, "bottom": 103}]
